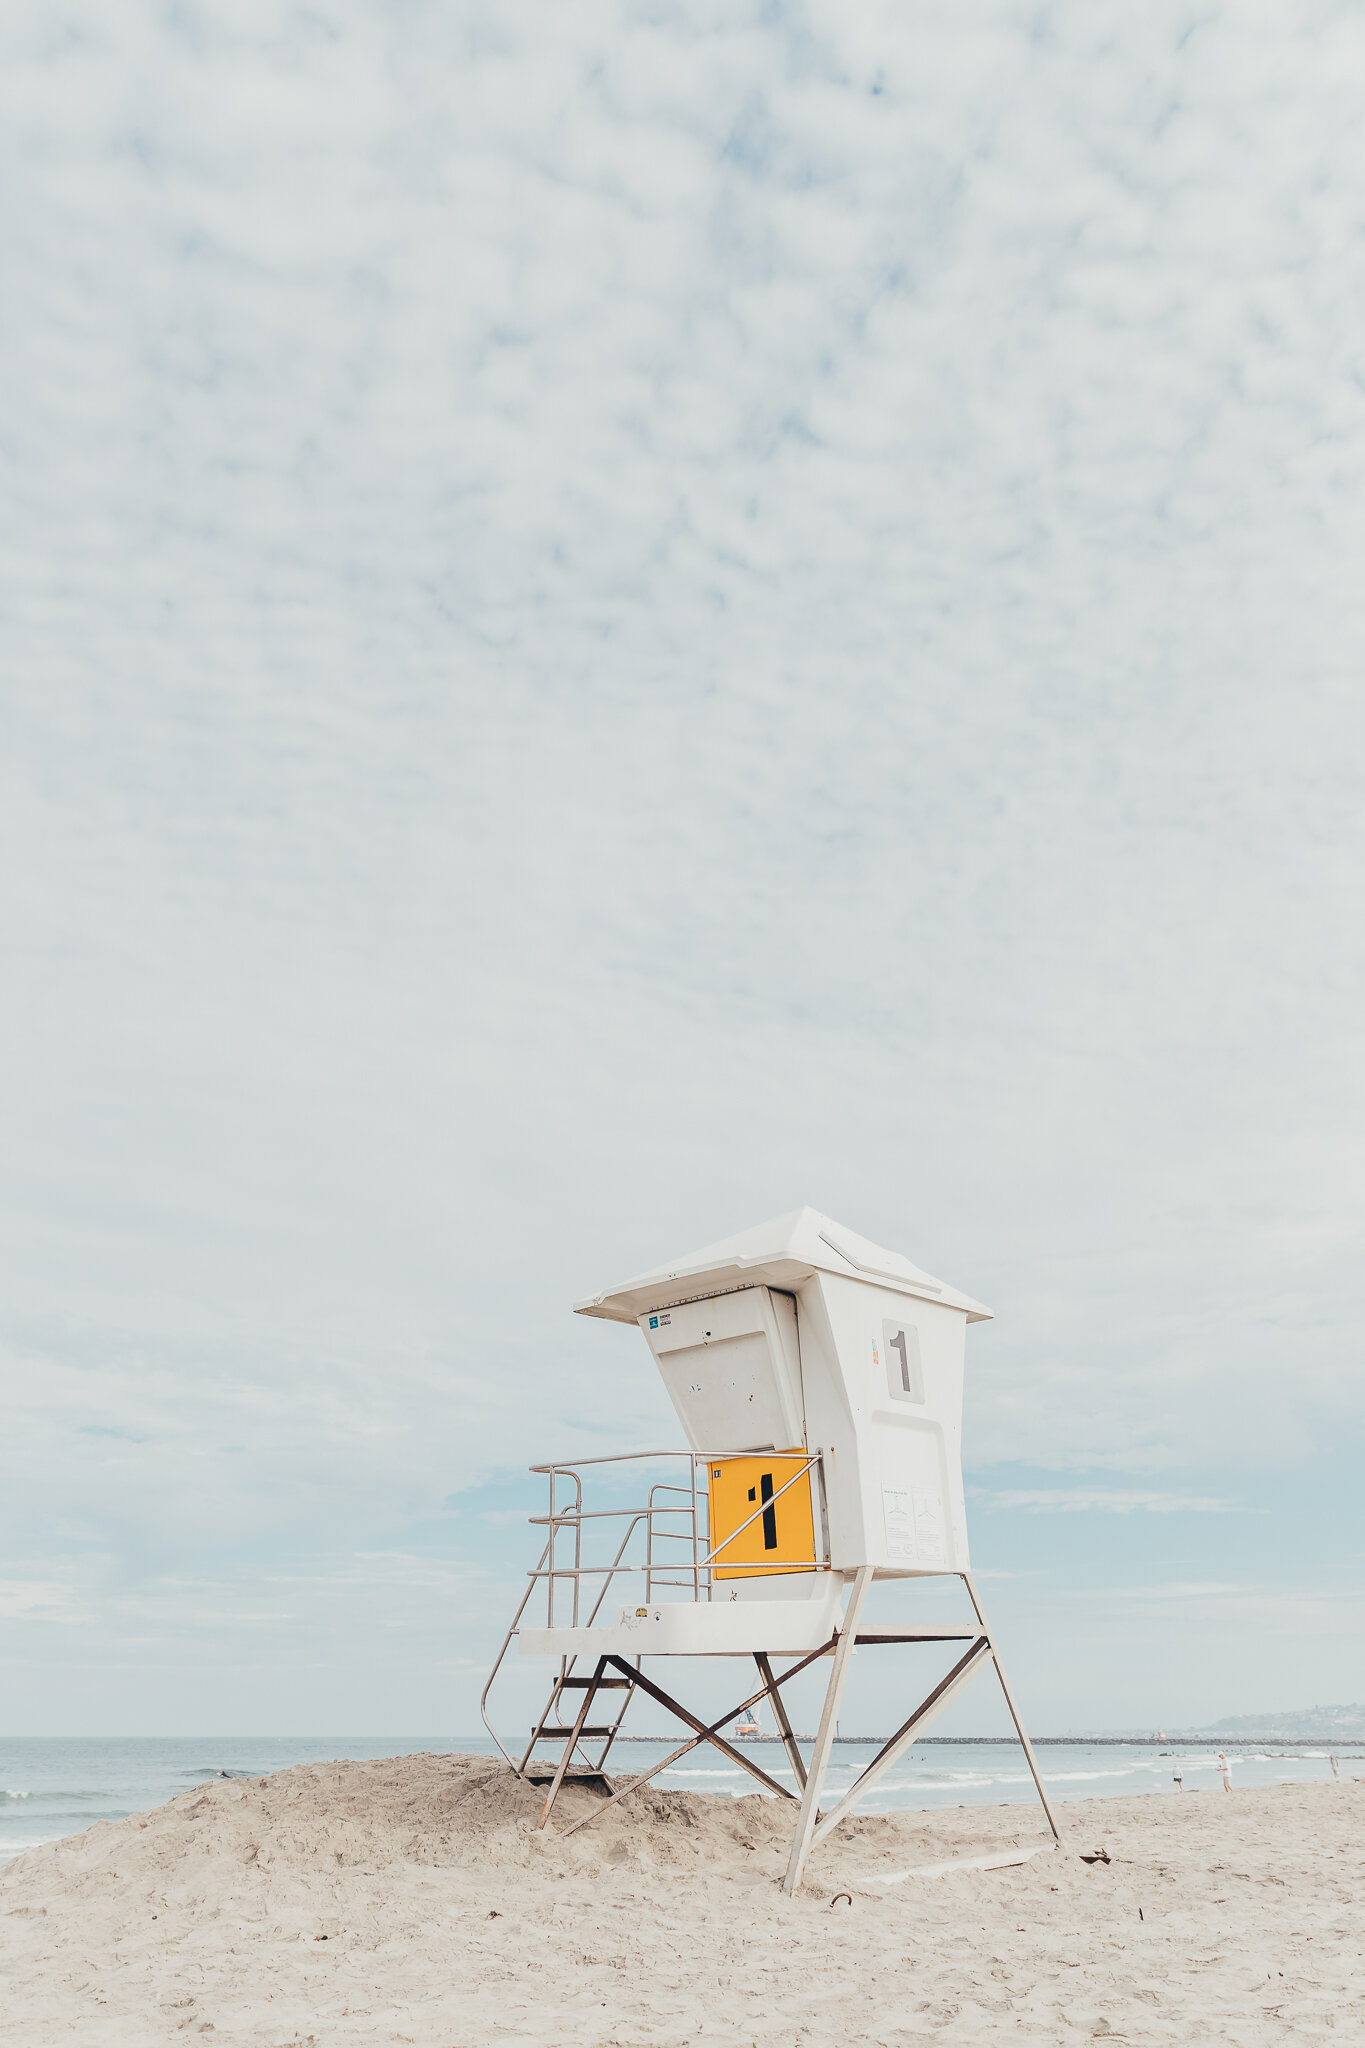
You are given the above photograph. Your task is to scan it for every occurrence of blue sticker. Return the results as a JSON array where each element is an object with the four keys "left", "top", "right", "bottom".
[{"left": 649, "top": 1315, "right": 658, "bottom": 1329}]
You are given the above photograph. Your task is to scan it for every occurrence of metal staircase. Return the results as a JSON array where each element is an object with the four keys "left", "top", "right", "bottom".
[
  {"left": 518, "top": 1661, "right": 638, "bottom": 1793},
  {"left": 481, "top": 1451, "right": 710, "bottom": 1815}
]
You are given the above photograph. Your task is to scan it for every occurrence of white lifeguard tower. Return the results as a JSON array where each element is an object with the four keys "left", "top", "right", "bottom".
[{"left": 482, "top": 1207, "right": 1058, "bottom": 1891}]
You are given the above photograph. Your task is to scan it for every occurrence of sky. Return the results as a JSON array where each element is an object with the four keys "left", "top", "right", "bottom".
[{"left": 2, "top": 0, "right": 1363, "bottom": 1740}]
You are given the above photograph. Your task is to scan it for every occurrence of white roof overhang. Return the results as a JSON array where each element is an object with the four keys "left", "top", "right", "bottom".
[{"left": 573, "top": 1206, "right": 992, "bottom": 1325}]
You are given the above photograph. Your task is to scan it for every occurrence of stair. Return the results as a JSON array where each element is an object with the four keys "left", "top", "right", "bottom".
[
  {"left": 518, "top": 1656, "right": 638, "bottom": 1809},
  {"left": 522, "top": 1765, "right": 614, "bottom": 1786}
]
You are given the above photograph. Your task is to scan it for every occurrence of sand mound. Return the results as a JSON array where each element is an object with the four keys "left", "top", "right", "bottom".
[
  {"left": 3, "top": 1755, "right": 1363, "bottom": 2045},
  {"left": 1, "top": 1750, "right": 1042, "bottom": 1899}
]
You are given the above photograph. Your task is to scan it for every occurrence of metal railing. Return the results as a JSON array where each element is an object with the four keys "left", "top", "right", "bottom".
[
  {"left": 479, "top": 1447, "right": 830, "bottom": 1768},
  {"left": 532, "top": 1448, "right": 828, "bottom": 1619}
]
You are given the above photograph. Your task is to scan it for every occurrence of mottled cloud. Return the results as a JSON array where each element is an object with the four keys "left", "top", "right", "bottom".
[{"left": 2, "top": 0, "right": 1363, "bottom": 1728}]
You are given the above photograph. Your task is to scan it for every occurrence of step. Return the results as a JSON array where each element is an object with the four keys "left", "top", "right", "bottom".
[
  {"left": 531, "top": 1726, "right": 617, "bottom": 1740},
  {"left": 556, "top": 1676, "right": 633, "bottom": 1689},
  {"left": 523, "top": 1767, "right": 613, "bottom": 1786}
]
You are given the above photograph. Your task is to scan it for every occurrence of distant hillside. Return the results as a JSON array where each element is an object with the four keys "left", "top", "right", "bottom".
[{"left": 1197, "top": 1704, "right": 1365, "bottom": 1739}]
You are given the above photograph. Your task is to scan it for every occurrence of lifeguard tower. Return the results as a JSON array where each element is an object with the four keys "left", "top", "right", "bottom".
[{"left": 482, "top": 1208, "right": 1058, "bottom": 1892}]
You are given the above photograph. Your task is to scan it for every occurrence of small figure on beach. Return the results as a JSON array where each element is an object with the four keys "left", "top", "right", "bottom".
[
  {"left": 1173, "top": 1768, "right": 1183, "bottom": 1792},
  {"left": 1218, "top": 1752, "right": 1232, "bottom": 1792},
  {"left": 1330, "top": 1753, "right": 1340, "bottom": 1779}
]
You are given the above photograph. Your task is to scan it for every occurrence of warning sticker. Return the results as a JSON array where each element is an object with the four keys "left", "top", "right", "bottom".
[
  {"left": 882, "top": 1486, "right": 915, "bottom": 1561},
  {"left": 914, "top": 1490, "right": 946, "bottom": 1566}
]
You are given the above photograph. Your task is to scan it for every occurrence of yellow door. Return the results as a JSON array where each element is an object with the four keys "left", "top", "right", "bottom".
[{"left": 707, "top": 1454, "right": 818, "bottom": 1579}]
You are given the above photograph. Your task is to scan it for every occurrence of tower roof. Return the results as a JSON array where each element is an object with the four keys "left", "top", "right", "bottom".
[{"left": 574, "top": 1206, "right": 992, "bottom": 1325}]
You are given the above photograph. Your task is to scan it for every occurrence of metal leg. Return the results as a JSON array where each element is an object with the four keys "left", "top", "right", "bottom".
[
  {"left": 536, "top": 1656, "right": 607, "bottom": 1829},
  {"left": 755, "top": 1652, "right": 807, "bottom": 1791},
  {"left": 809, "top": 1636, "right": 991, "bottom": 1848},
  {"left": 962, "top": 1573, "right": 1061, "bottom": 1843},
  {"left": 590, "top": 1657, "right": 638, "bottom": 1778},
  {"left": 782, "top": 1566, "right": 873, "bottom": 1896}
]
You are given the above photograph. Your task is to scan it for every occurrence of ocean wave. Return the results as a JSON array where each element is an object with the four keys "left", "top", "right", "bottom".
[
  {"left": 660, "top": 1768, "right": 757, "bottom": 1779},
  {"left": 0, "top": 1790, "right": 112, "bottom": 1805}
]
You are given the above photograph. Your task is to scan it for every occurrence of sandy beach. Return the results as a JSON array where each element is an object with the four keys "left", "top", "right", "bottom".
[{"left": 1, "top": 1754, "right": 1362, "bottom": 2044}]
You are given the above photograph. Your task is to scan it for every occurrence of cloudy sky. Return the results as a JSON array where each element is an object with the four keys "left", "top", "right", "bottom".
[{"left": 2, "top": 1, "right": 1363, "bottom": 1739}]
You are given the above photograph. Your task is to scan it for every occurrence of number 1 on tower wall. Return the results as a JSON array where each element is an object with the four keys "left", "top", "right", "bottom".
[{"left": 882, "top": 1319, "right": 925, "bottom": 1404}]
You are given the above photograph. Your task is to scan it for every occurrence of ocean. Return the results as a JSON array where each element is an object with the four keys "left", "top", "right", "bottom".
[{"left": 2, "top": 1735, "right": 1357, "bottom": 1864}]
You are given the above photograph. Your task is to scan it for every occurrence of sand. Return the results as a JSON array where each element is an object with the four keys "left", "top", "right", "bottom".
[{"left": 2, "top": 1754, "right": 1363, "bottom": 2044}]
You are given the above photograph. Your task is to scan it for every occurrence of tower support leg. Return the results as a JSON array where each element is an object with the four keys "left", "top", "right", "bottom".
[
  {"left": 782, "top": 1567, "right": 872, "bottom": 1896},
  {"left": 809, "top": 1634, "right": 991, "bottom": 1849},
  {"left": 962, "top": 1572, "right": 1061, "bottom": 1842},
  {"left": 755, "top": 1652, "right": 807, "bottom": 1791}
]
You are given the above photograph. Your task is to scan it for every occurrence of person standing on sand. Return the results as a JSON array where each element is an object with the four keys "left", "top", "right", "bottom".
[
  {"left": 1330, "top": 1754, "right": 1340, "bottom": 1779},
  {"left": 1218, "top": 1752, "right": 1232, "bottom": 1792},
  {"left": 1173, "top": 1768, "right": 1183, "bottom": 1792}
]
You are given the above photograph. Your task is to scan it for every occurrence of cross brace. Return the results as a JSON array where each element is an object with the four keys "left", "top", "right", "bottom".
[{"left": 532, "top": 1572, "right": 1060, "bottom": 1898}]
